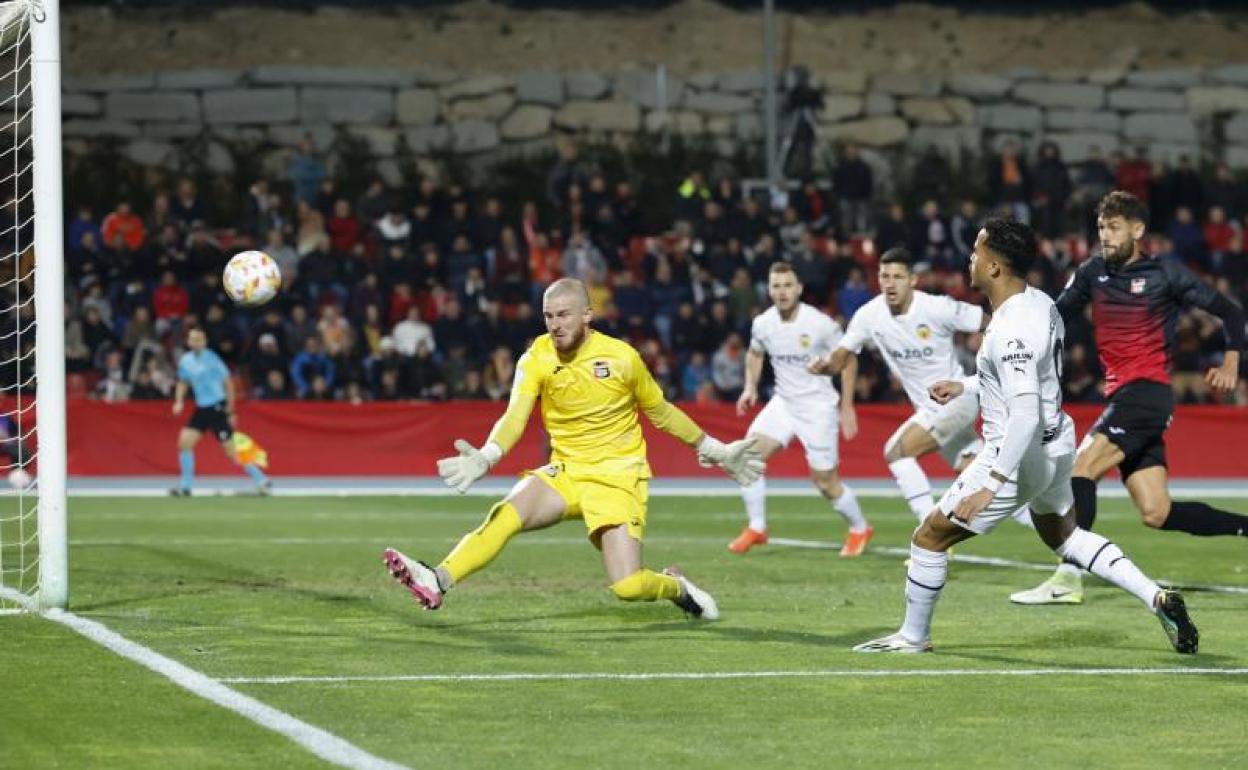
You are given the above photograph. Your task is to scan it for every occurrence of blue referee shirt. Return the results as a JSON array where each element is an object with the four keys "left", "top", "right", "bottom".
[{"left": 177, "top": 349, "right": 230, "bottom": 407}]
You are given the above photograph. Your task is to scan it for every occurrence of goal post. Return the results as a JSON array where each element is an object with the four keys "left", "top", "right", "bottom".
[
  {"left": 32, "top": 0, "right": 65, "bottom": 610},
  {"left": 0, "top": 0, "right": 65, "bottom": 612}
]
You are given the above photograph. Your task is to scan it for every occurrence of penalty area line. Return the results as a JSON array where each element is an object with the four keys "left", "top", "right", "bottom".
[
  {"left": 0, "top": 586, "right": 412, "bottom": 770},
  {"left": 221, "top": 667, "right": 1248, "bottom": 686}
]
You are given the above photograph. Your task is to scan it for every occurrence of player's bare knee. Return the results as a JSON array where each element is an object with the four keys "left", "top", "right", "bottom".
[
  {"left": 812, "top": 471, "right": 841, "bottom": 498},
  {"left": 1139, "top": 502, "right": 1170, "bottom": 529}
]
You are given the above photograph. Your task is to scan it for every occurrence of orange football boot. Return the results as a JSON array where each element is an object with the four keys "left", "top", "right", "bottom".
[
  {"left": 839, "top": 526, "right": 874, "bottom": 557},
  {"left": 727, "top": 527, "right": 769, "bottom": 554}
]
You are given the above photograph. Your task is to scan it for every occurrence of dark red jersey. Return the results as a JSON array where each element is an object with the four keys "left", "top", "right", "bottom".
[{"left": 1057, "top": 255, "right": 1225, "bottom": 397}]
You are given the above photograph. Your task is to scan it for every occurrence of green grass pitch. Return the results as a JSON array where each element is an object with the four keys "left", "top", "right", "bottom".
[{"left": 2, "top": 494, "right": 1247, "bottom": 769}]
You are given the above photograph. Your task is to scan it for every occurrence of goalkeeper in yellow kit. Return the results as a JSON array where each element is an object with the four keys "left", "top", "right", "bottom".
[{"left": 383, "top": 278, "right": 763, "bottom": 619}]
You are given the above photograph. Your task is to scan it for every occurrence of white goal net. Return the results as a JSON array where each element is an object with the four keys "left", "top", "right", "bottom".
[{"left": 0, "top": 0, "right": 65, "bottom": 612}]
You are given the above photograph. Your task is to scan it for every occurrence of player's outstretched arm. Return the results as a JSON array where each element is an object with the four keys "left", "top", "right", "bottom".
[
  {"left": 437, "top": 357, "right": 540, "bottom": 494},
  {"left": 633, "top": 351, "right": 763, "bottom": 485}
]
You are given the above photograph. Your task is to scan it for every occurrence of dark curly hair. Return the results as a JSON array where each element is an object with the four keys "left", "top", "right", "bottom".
[{"left": 982, "top": 218, "right": 1038, "bottom": 278}]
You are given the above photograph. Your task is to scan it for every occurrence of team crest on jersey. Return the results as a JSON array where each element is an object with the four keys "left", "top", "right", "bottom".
[
  {"left": 915, "top": 324, "right": 932, "bottom": 341},
  {"left": 592, "top": 360, "right": 611, "bottom": 379},
  {"left": 1131, "top": 278, "right": 1147, "bottom": 294},
  {"left": 798, "top": 334, "right": 812, "bottom": 349}
]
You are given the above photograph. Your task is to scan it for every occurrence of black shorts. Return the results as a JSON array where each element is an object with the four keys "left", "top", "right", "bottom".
[
  {"left": 1090, "top": 380, "right": 1174, "bottom": 479},
  {"left": 188, "top": 403, "right": 233, "bottom": 442}
]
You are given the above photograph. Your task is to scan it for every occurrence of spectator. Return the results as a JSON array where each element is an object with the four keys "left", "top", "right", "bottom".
[
  {"left": 93, "top": 349, "right": 130, "bottom": 403},
  {"left": 833, "top": 143, "right": 873, "bottom": 234},
  {"left": 265, "top": 227, "right": 300, "bottom": 287},
  {"left": 410, "top": 341, "right": 447, "bottom": 400},
  {"left": 290, "top": 336, "right": 335, "bottom": 398},
  {"left": 788, "top": 232, "right": 830, "bottom": 304},
  {"left": 327, "top": 198, "right": 362, "bottom": 256},
  {"left": 67, "top": 205, "right": 101, "bottom": 257},
  {"left": 1167, "top": 206, "right": 1205, "bottom": 268},
  {"left": 1206, "top": 162, "right": 1246, "bottom": 221},
  {"left": 358, "top": 302, "right": 385, "bottom": 357},
  {"left": 356, "top": 178, "right": 389, "bottom": 226},
  {"left": 392, "top": 306, "right": 435, "bottom": 356},
  {"left": 988, "top": 139, "right": 1030, "bottom": 222},
  {"left": 482, "top": 345, "right": 515, "bottom": 401},
  {"left": 875, "top": 203, "right": 910, "bottom": 253},
  {"left": 1204, "top": 206, "right": 1236, "bottom": 273},
  {"left": 675, "top": 170, "right": 711, "bottom": 223},
  {"left": 257, "top": 369, "right": 294, "bottom": 400},
  {"left": 289, "top": 136, "right": 327, "bottom": 207},
  {"left": 101, "top": 201, "right": 146, "bottom": 252},
  {"left": 170, "top": 178, "right": 205, "bottom": 228},
  {"left": 317, "top": 303, "right": 354, "bottom": 357},
  {"left": 152, "top": 270, "right": 190, "bottom": 334},
  {"left": 950, "top": 200, "right": 980, "bottom": 266},
  {"left": 129, "top": 365, "right": 167, "bottom": 400},
  {"left": 445, "top": 235, "right": 484, "bottom": 295},
  {"left": 711, "top": 331, "right": 746, "bottom": 401},
  {"left": 1032, "top": 141, "right": 1072, "bottom": 238},
  {"left": 248, "top": 333, "right": 289, "bottom": 394},
  {"left": 121, "top": 306, "right": 157, "bottom": 352},
  {"left": 912, "top": 200, "right": 952, "bottom": 268},
  {"left": 911, "top": 145, "right": 953, "bottom": 208},
  {"left": 838, "top": 266, "right": 872, "bottom": 321},
  {"left": 561, "top": 228, "right": 606, "bottom": 284},
  {"left": 377, "top": 207, "right": 412, "bottom": 250},
  {"left": 1114, "top": 146, "right": 1152, "bottom": 204},
  {"left": 681, "top": 350, "right": 714, "bottom": 401}
]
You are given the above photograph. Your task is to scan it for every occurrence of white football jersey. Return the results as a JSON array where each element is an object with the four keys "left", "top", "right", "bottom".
[
  {"left": 975, "top": 287, "right": 1073, "bottom": 454},
  {"left": 749, "top": 303, "right": 843, "bottom": 404},
  {"left": 839, "top": 292, "right": 983, "bottom": 411}
]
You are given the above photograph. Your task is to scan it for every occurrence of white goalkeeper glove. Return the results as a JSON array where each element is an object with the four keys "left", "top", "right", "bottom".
[
  {"left": 436, "top": 439, "right": 503, "bottom": 494},
  {"left": 696, "top": 435, "right": 765, "bottom": 486}
]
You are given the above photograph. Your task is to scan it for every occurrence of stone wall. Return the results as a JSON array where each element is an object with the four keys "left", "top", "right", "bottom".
[{"left": 58, "top": 64, "right": 1248, "bottom": 185}]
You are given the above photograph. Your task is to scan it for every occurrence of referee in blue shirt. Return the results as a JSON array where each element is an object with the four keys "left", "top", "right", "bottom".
[{"left": 172, "top": 328, "right": 270, "bottom": 496}]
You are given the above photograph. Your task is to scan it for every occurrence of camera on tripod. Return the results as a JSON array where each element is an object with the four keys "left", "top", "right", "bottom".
[{"left": 778, "top": 66, "right": 824, "bottom": 179}]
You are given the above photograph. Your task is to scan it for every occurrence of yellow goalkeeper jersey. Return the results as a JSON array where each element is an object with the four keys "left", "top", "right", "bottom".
[{"left": 512, "top": 331, "right": 702, "bottom": 478}]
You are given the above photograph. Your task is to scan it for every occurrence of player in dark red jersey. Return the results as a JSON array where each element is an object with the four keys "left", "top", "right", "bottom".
[{"left": 1012, "top": 190, "right": 1247, "bottom": 605}]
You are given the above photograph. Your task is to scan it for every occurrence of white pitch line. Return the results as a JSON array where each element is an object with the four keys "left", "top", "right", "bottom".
[
  {"left": 62, "top": 533, "right": 1248, "bottom": 595},
  {"left": 0, "top": 586, "right": 412, "bottom": 770},
  {"left": 221, "top": 667, "right": 1248, "bottom": 685},
  {"left": 770, "top": 537, "right": 1248, "bottom": 596}
]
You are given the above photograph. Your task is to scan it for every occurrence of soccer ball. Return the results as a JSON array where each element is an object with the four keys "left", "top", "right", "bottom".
[
  {"left": 7, "top": 467, "right": 31, "bottom": 490},
  {"left": 223, "top": 250, "right": 281, "bottom": 307}
]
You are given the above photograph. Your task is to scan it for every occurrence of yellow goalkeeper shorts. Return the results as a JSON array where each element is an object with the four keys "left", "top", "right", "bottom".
[{"left": 526, "top": 463, "right": 649, "bottom": 547}]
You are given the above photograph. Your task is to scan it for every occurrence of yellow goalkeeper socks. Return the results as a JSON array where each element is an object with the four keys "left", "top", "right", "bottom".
[
  {"left": 610, "top": 569, "right": 681, "bottom": 602},
  {"left": 439, "top": 502, "right": 524, "bottom": 585}
]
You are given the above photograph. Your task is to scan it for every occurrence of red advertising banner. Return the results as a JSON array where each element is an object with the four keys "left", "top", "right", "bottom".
[{"left": 30, "top": 400, "right": 1248, "bottom": 479}]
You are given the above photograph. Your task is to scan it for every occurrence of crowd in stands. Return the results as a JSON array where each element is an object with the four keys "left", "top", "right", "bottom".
[{"left": 52, "top": 135, "right": 1248, "bottom": 408}]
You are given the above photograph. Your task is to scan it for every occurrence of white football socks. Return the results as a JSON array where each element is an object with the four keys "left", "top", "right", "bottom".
[
  {"left": 1056, "top": 528, "right": 1158, "bottom": 607},
  {"left": 833, "top": 485, "right": 869, "bottom": 532},
  {"left": 900, "top": 543, "right": 948, "bottom": 643},
  {"left": 742, "top": 476, "right": 767, "bottom": 532},
  {"left": 888, "top": 458, "right": 934, "bottom": 521}
]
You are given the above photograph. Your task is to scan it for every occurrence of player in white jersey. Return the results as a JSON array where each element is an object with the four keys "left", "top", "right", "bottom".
[
  {"left": 853, "top": 218, "right": 1197, "bottom": 655},
  {"left": 810, "top": 247, "right": 987, "bottom": 522},
  {"left": 727, "top": 261, "right": 872, "bottom": 557}
]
